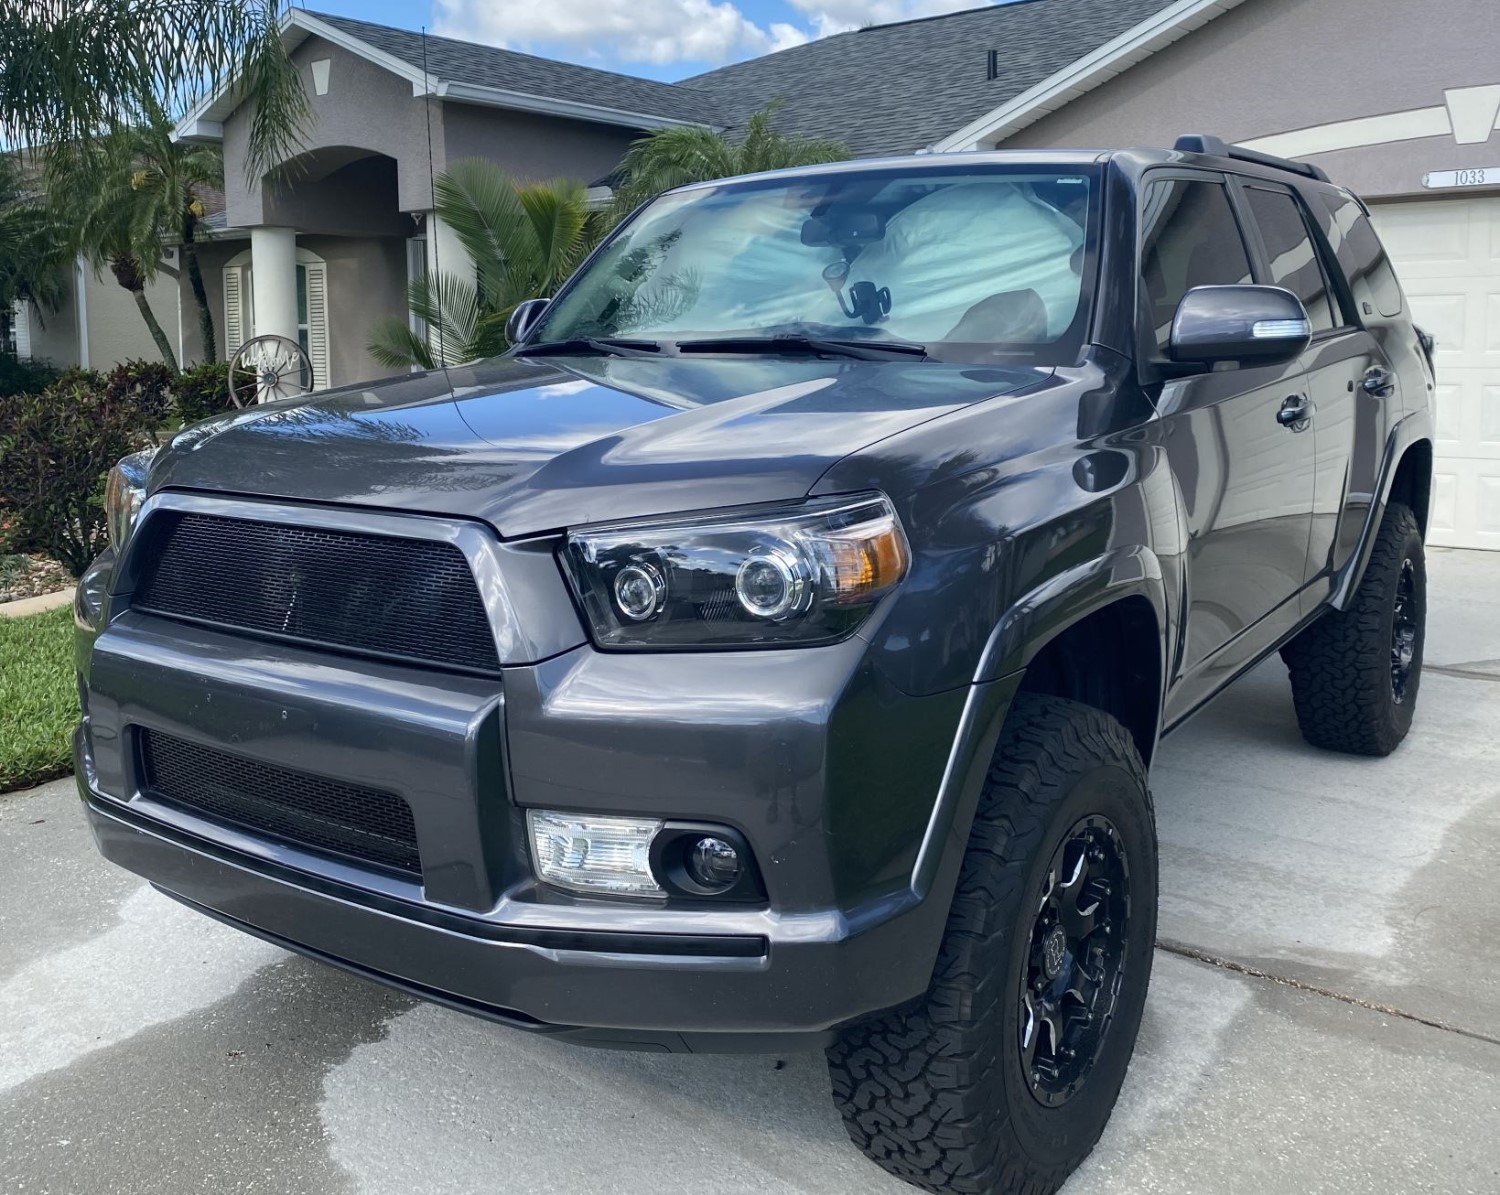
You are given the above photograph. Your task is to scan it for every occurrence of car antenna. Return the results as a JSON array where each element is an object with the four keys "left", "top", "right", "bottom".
[{"left": 422, "top": 27, "right": 452, "bottom": 390}]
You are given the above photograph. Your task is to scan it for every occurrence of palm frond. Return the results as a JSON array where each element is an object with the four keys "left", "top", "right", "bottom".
[
  {"left": 605, "top": 105, "right": 849, "bottom": 227},
  {"left": 0, "top": 0, "right": 308, "bottom": 180},
  {"left": 366, "top": 319, "right": 436, "bottom": 372}
]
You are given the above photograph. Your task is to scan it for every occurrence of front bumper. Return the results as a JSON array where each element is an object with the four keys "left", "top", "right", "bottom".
[{"left": 75, "top": 512, "right": 1017, "bottom": 1052}]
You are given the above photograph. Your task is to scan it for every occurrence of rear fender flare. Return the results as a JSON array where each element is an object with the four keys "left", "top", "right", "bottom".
[{"left": 1331, "top": 410, "right": 1434, "bottom": 611}]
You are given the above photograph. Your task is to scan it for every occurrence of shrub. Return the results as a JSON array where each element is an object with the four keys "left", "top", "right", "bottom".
[
  {"left": 0, "top": 352, "right": 62, "bottom": 399},
  {"left": 174, "top": 360, "right": 234, "bottom": 424},
  {"left": 0, "top": 363, "right": 166, "bottom": 576}
]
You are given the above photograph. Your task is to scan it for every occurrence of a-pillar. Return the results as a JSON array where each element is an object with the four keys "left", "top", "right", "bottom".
[{"left": 249, "top": 226, "right": 299, "bottom": 343}]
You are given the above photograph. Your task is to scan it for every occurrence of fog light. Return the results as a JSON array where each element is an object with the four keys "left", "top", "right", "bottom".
[
  {"left": 687, "top": 836, "right": 742, "bottom": 892},
  {"left": 528, "top": 810, "right": 663, "bottom": 896}
]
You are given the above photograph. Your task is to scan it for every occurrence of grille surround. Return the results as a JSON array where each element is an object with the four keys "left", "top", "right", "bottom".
[
  {"left": 132, "top": 511, "right": 502, "bottom": 675},
  {"left": 138, "top": 729, "right": 422, "bottom": 877}
]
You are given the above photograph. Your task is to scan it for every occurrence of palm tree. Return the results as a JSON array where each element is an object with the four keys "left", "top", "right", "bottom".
[
  {"left": 113, "top": 97, "right": 226, "bottom": 361},
  {"left": 45, "top": 119, "right": 202, "bottom": 371},
  {"left": 607, "top": 103, "right": 850, "bottom": 225},
  {"left": 0, "top": 0, "right": 307, "bottom": 182},
  {"left": 368, "top": 160, "right": 603, "bottom": 370}
]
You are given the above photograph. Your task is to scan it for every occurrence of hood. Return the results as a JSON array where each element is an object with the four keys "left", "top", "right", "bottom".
[{"left": 149, "top": 355, "right": 1050, "bottom": 537}]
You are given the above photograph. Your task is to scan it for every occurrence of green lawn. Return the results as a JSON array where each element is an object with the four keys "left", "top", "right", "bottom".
[{"left": 0, "top": 605, "right": 78, "bottom": 792}]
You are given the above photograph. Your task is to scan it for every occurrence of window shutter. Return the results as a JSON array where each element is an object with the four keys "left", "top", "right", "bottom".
[
  {"left": 223, "top": 266, "right": 245, "bottom": 357},
  {"left": 303, "top": 261, "right": 329, "bottom": 390},
  {"left": 13, "top": 303, "right": 31, "bottom": 360}
]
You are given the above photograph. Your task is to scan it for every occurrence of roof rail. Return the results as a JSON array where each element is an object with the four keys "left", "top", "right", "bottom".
[{"left": 1173, "top": 133, "right": 1331, "bottom": 183}]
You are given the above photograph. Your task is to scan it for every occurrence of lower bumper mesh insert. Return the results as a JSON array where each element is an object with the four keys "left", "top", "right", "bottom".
[{"left": 138, "top": 730, "right": 421, "bottom": 877}]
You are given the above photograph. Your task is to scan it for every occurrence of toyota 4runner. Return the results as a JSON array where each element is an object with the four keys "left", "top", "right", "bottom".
[{"left": 76, "top": 136, "right": 1435, "bottom": 1194}]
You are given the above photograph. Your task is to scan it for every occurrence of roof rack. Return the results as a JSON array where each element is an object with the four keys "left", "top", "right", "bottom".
[{"left": 1173, "top": 134, "right": 1331, "bottom": 183}]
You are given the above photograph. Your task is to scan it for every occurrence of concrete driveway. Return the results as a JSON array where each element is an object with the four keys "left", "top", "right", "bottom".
[{"left": 3, "top": 548, "right": 1499, "bottom": 1195}]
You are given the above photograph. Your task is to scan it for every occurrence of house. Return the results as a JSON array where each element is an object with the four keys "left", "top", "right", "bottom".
[{"left": 10, "top": 0, "right": 1499, "bottom": 544}]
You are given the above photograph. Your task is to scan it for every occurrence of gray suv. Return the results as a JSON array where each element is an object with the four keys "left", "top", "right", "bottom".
[{"left": 76, "top": 137, "right": 1434, "bottom": 1194}]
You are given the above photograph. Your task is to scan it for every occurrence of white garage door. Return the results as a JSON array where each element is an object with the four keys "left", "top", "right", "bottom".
[{"left": 1371, "top": 196, "right": 1500, "bottom": 550}]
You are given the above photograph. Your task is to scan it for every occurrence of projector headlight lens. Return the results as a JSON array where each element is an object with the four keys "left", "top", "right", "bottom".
[{"left": 562, "top": 493, "right": 909, "bottom": 650}]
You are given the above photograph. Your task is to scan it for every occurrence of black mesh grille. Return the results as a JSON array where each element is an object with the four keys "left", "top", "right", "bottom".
[
  {"left": 139, "top": 729, "right": 421, "bottom": 877},
  {"left": 133, "top": 512, "right": 500, "bottom": 674}
]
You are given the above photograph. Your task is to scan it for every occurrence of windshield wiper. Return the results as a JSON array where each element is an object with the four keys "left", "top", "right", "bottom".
[
  {"left": 514, "top": 337, "right": 664, "bottom": 359},
  {"left": 673, "top": 334, "right": 929, "bottom": 361}
]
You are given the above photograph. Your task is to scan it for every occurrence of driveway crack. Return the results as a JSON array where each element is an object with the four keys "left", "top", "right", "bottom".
[
  {"left": 1155, "top": 938, "right": 1500, "bottom": 1048},
  {"left": 1426, "top": 661, "right": 1500, "bottom": 682}
]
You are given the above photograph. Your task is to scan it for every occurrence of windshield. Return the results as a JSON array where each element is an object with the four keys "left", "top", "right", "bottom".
[{"left": 532, "top": 164, "right": 1099, "bottom": 364}]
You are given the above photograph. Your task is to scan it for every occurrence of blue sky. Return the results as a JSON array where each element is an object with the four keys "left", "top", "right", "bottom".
[{"left": 295, "top": 1, "right": 1007, "bottom": 81}]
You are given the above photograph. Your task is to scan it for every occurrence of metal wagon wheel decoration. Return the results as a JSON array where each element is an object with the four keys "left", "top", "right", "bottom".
[{"left": 228, "top": 334, "right": 315, "bottom": 407}]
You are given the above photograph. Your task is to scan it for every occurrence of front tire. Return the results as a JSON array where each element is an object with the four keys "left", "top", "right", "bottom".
[
  {"left": 826, "top": 694, "right": 1158, "bottom": 1195},
  {"left": 1284, "top": 501, "right": 1425, "bottom": 756}
]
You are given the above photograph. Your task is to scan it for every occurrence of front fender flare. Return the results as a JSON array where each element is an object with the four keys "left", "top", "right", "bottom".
[{"left": 975, "top": 544, "right": 1169, "bottom": 685}]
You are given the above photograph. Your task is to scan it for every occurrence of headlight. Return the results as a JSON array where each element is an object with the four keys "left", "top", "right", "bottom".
[
  {"left": 104, "top": 448, "right": 157, "bottom": 554},
  {"left": 561, "top": 493, "right": 909, "bottom": 649}
]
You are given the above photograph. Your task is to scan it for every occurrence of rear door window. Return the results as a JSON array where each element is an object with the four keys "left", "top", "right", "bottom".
[
  {"left": 1139, "top": 177, "right": 1255, "bottom": 353},
  {"left": 1242, "top": 185, "right": 1339, "bottom": 333}
]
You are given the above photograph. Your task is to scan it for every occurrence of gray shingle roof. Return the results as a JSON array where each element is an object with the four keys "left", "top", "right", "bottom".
[
  {"left": 305, "top": 11, "right": 724, "bottom": 128},
  {"left": 680, "top": 0, "right": 1178, "bottom": 156},
  {"left": 306, "top": 1, "right": 1180, "bottom": 155}
]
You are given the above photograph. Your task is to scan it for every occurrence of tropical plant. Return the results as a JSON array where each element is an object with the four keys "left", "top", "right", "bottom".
[
  {"left": 0, "top": 152, "right": 69, "bottom": 322},
  {"left": 607, "top": 103, "right": 850, "bottom": 224},
  {"left": 107, "top": 96, "right": 226, "bottom": 361},
  {"left": 45, "top": 132, "right": 180, "bottom": 369},
  {"left": 367, "top": 160, "right": 603, "bottom": 370},
  {"left": 0, "top": 0, "right": 308, "bottom": 182},
  {"left": 0, "top": 360, "right": 172, "bottom": 576},
  {"left": 45, "top": 95, "right": 226, "bottom": 371}
]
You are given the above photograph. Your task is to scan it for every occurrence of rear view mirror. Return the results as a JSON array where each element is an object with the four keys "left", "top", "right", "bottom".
[
  {"left": 1169, "top": 285, "right": 1311, "bottom": 366},
  {"left": 506, "top": 297, "right": 551, "bottom": 346},
  {"left": 801, "top": 209, "right": 886, "bottom": 247}
]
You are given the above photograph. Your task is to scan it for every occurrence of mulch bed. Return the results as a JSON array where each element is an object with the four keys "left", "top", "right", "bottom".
[{"left": 0, "top": 553, "right": 74, "bottom": 605}]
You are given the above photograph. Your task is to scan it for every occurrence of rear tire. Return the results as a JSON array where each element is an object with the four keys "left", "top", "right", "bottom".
[
  {"left": 1283, "top": 502, "right": 1425, "bottom": 756},
  {"left": 826, "top": 694, "right": 1158, "bottom": 1195}
]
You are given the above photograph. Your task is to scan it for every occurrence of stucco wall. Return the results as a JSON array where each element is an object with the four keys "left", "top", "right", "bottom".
[
  {"left": 24, "top": 291, "right": 79, "bottom": 368},
  {"left": 182, "top": 235, "right": 405, "bottom": 388},
  {"left": 441, "top": 104, "right": 640, "bottom": 185},
  {"left": 297, "top": 235, "right": 408, "bottom": 388},
  {"left": 1002, "top": 0, "right": 1500, "bottom": 200},
  {"left": 223, "top": 35, "right": 443, "bottom": 227},
  {"left": 83, "top": 261, "right": 181, "bottom": 369},
  {"left": 178, "top": 239, "right": 246, "bottom": 368}
]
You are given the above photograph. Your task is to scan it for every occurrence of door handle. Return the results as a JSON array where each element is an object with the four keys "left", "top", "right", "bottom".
[
  {"left": 1362, "top": 367, "right": 1396, "bottom": 397},
  {"left": 1276, "top": 394, "right": 1312, "bottom": 429}
]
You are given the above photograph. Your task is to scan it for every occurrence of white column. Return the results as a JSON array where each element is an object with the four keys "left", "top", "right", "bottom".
[
  {"left": 426, "top": 211, "right": 476, "bottom": 288},
  {"left": 250, "top": 225, "right": 299, "bottom": 343}
]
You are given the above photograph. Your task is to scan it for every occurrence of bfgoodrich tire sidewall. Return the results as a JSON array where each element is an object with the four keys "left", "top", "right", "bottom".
[{"left": 999, "top": 763, "right": 1158, "bottom": 1168}]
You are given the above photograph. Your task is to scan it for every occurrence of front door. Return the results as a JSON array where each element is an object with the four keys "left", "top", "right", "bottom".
[{"left": 1138, "top": 174, "right": 1317, "bottom": 723}]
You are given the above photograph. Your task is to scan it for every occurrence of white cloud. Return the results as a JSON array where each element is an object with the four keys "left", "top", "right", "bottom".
[
  {"left": 432, "top": 0, "right": 809, "bottom": 68},
  {"left": 790, "top": 0, "right": 998, "bottom": 39}
]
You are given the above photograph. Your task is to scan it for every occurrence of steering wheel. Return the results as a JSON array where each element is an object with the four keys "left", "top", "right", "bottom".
[{"left": 228, "top": 335, "right": 315, "bottom": 408}]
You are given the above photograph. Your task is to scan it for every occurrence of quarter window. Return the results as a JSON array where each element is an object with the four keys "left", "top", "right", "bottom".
[
  {"left": 1243, "top": 186, "right": 1338, "bottom": 333},
  {"left": 1320, "top": 194, "right": 1404, "bottom": 319},
  {"left": 1139, "top": 179, "right": 1254, "bottom": 353}
]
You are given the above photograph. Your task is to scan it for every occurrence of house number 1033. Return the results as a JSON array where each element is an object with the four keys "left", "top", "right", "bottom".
[{"left": 1424, "top": 167, "right": 1498, "bottom": 189}]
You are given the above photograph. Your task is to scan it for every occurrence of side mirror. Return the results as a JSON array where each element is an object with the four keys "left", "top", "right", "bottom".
[
  {"left": 1169, "top": 285, "right": 1311, "bottom": 366},
  {"left": 506, "top": 297, "right": 551, "bottom": 347}
]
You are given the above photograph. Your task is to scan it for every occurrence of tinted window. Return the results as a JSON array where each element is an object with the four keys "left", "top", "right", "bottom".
[
  {"left": 1243, "top": 186, "right": 1338, "bottom": 332},
  {"left": 1320, "top": 193, "right": 1404, "bottom": 319},
  {"left": 1139, "top": 179, "right": 1254, "bottom": 352}
]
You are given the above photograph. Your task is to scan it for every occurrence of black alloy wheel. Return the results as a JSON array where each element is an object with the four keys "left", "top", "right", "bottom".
[
  {"left": 1020, "top": 815, "right": 1130, "bottom": 1107},
  {"left": 1391, "top": 556, "right": 1419, "bottom": 704}
]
